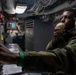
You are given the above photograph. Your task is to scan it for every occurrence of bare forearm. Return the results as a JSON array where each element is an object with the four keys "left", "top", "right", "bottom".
[
  {"left": 0, "top": 52, "right": 19, "bottom": 64},
  {"left": 6, "top": 53, "right": 19, "bottom": 64}
]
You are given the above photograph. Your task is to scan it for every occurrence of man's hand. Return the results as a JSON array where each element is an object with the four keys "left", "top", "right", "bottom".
[{"left": 0, "top": 44, "right": 19, "bottom": 64}]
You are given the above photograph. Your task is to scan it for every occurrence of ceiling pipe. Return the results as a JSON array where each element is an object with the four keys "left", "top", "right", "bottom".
[
  {"left": 5, "top": 0, "right": 15, "bottom": 14},
  {"left": 39, "top": 0, "right": 76, "bottom": 15}
]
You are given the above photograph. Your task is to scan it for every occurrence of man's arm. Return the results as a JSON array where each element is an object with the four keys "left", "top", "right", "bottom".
[
  {"left": 0, "top": 44, "right": 19, "bottom": 64},
  {"left": 0, "top": 45, "right": 69, "bottom": 73},
  {"left": 0, "top": 38, "right": 76, "bottom": 73}
]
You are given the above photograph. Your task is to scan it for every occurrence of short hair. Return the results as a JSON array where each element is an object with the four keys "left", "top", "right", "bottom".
[
  {"left": 55, "top": 22, "right": 65, "bottom": 32},
  {"left": 63, "top": 8, "right": 76, "bottom": 18}
]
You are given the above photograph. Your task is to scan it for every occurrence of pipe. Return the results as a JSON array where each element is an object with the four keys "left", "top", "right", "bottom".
[{"left": 5, "top": 0, "right": 15, "bottom": 14}]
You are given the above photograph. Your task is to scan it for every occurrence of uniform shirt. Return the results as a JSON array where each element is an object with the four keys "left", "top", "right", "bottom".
[{"left": 22, "top": 28, "right": 76, "bottom": 74}]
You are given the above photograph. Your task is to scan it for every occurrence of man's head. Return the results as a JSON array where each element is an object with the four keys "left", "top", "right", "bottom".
[
  {"left": 60, "top": 8, "right": 75, "bottom": 30},
  {"left": 54, "top": 22, "right": 65, "bottom": 39}
]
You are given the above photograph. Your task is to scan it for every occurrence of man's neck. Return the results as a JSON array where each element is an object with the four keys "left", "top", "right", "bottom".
[{"left": 65, "top": 25, "right": 75, "bottom": 31}]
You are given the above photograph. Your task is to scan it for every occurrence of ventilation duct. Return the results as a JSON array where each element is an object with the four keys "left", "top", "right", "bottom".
[
  {"left": 26, "top": 0, "right": 57, "bottom": 14},
  {"left": 4, "top": 0, "right": 15, "bottom": 14},
  {"left": 40, "top": 0, "right": 57, "bottom": 7}
]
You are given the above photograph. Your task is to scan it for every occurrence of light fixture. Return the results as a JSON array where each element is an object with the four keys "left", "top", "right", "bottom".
[{"left": 15, "top": 5, "right": 27, "bottom": 14}]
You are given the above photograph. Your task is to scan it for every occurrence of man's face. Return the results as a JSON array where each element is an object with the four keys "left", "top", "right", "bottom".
[
  {"left": 54, "top": 23, "right": 65, "bottom": 39},
  {"left": 54, "top": 28, "right": 62, "bottom": 39},
  {"left": 60, "top": 11, "right": 74, "bottom": 30}
]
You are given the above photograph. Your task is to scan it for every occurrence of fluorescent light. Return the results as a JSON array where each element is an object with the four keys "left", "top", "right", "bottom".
[{"left": 16, "top": 6, "right": 27, "bottom": 14}]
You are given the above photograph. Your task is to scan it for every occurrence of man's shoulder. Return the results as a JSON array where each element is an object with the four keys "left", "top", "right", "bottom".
[{"left": 72, "top": 27, "right": 76, "bottom": 34}]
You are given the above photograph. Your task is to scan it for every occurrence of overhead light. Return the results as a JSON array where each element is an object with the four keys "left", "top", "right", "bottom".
[{"left": 15, "top": 6, "right": 27, "bottom": 14}]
